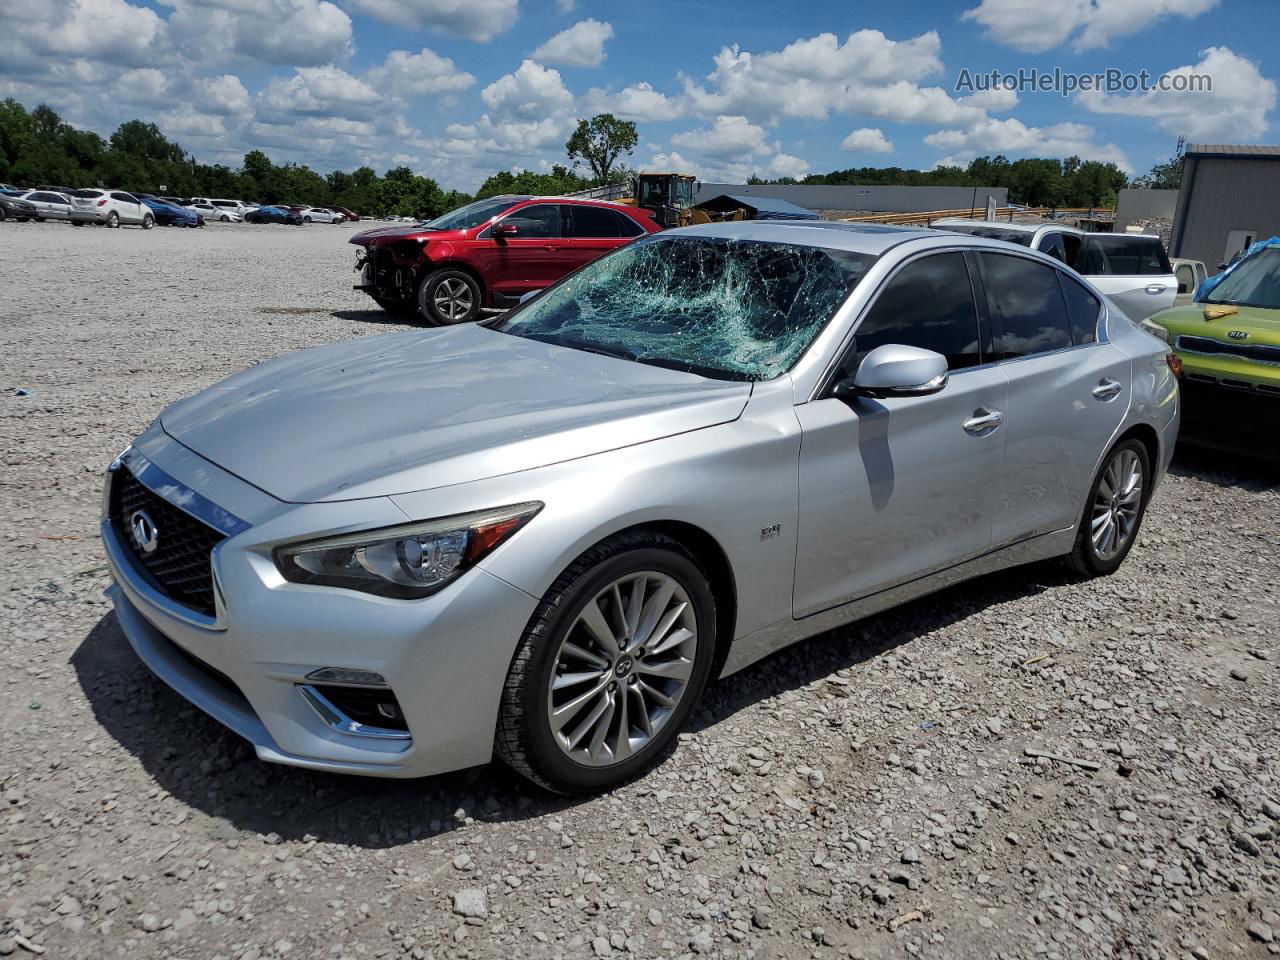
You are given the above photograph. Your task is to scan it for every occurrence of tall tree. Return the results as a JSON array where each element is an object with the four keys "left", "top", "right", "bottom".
[{"left": 565, "top": 114, "right": 637, "bottom": 183}]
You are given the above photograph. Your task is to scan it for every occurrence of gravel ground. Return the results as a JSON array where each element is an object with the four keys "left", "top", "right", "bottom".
[{"left": 1, "top": 219, "right": 1278, "bottom": 960}]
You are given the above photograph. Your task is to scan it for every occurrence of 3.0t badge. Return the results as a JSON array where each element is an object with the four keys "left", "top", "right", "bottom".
[{"left": 129, "top": 509, "right": 159, "bottom": 554}]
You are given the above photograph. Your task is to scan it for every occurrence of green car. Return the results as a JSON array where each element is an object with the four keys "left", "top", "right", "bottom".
[{"left": 1143, "top": 245, "right": 1280, "bottom": 454}]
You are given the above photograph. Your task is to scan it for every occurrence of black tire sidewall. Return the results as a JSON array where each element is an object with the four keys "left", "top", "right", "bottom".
[
  {"left": 517, "top": 545, "right": 716, "bottom": 793},
  {"left": 418, "top": 269, "right": 482, "bottom": 326},
  {"left": 107, "top": 212, "right": 118, "bottom": 227},
  {"left": 1077, "top": 439, "right": 1151, "bottom": 575},
  {"left": 142, "top": 215, "right": 153, "bottom": 230}
]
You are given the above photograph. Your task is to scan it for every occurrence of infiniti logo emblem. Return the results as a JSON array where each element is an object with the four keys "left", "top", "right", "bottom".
[{"left": 129, "top": 509, "right": 159, "bottom": 554}]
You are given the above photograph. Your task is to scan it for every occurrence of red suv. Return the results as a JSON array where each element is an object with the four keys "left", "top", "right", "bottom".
[{"left": 349, "top": 195, "right": 660, "bottom": 325}]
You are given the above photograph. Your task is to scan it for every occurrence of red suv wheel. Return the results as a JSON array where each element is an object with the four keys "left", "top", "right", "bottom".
[{"left": 418, "top": 268, "right": 482, "bottom": 325}]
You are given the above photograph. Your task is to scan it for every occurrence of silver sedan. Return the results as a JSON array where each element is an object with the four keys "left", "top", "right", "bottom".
[{"left": 101, "top": 221, "right": 1180, "bottom": 793}]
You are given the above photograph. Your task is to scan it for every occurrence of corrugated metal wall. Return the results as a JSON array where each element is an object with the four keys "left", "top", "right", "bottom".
[
  {"left": 690, "top": 183, "right": 1009, "bottom": 213},
  {"left": 1171, "top": 156, "right": 1280, "bottom": 266}
]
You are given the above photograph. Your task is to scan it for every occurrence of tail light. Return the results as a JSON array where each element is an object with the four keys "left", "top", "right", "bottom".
[
  {"left": 97, "top": 199, "right": 107, "bottom": 207},
  {"left": 1166, "top": 352, "right": 1183, "bottom": 376}
]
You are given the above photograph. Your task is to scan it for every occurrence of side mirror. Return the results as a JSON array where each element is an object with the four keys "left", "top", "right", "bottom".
[
  {"left": 833, "top": 344, "right": 949, "bottom": 400},
  {"left": 494, "top": 223, "right": 518, "bottom": 238}
]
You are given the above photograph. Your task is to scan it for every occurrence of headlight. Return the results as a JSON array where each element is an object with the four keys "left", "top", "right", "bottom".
[
  {"left": 274, "top": 502, "right": 542, "bottom": 599},
  {"left": 1139, "top": 319, "right": 1170, "bottom": 343}
]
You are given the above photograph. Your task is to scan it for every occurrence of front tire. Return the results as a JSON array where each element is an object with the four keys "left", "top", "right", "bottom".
[
  {"left": 142, "top": 214, "right": 154, "bottom": 230},
  {"left": 417, "top": 268, "right": 482, "bottom": 325},
  {"left": 495, "top": 531, "right": 717, "bottom": 794},
  {"left": 1064, "top": 438, "right": 1150, "bottom": 577}
]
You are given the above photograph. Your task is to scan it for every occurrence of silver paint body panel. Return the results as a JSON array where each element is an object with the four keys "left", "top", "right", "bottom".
[{"left": 104, "top": 223, "right": 1179, "bottom": 778}]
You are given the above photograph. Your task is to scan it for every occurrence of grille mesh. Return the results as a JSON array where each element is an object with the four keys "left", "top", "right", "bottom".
[
  {"left": 1177, "top": 335, "right": 1280, "bottom": 366},
  {"left": 110, "top": 468, "right": 225, "bottom": 617}
]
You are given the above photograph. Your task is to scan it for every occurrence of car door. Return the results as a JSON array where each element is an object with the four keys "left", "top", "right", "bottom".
[
  {"left": 793, "top": 250, "right": 1009, "bottom": 617},
  {"left": 976, "top": 251, "right": 1130, "bottom": 546},
  {"left": 484, "top": 202, "right": 565, "bottom": 299},
  {"left": 560, "top": 205, "right": 638, "bottom": 272},
  {"left": 1080, "top": 234, "right": 1176, "bottom": 321},
  {"left": 111, "top": 192, "right": 142, "bottom": 224}
]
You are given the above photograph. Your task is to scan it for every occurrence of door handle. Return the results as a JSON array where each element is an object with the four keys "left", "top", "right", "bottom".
[
  {"left": 962, "top": 408, "right": 1004, "bottom": 436},
  {"left": 1092, "top": 378, "right": 1123, "bottom": 401},
  {"left": 1145, "top": 284, "right": 1167, "bottom": 295}
]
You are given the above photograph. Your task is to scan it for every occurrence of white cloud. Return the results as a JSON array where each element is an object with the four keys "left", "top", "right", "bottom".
[
  {"left": 112, "top": 68, "right": 170, "bottom": 107},
  {"left": 480, "top": 59, "right": 574, "bottom": 120},
  {"left": 962, "top": 0, "right": 1219, "bottom": 52},
  {"left": 197, "top": 74, "right": 252, "bottom": 115},
  {"left": 841, "top": 127, "right": 894, "bottom": 154},
  {"left": 366, "top": 48, "right": 475, "bottom": 98},
  {"left": 165, "top": 0, "right": 353, "bottom": 67},
  {"left": 682, "top": 29, "right": 944, "bottom": 122},
  {"left": 672, "top": 115, "right": 775, "bottom": 158},
  {"left": 2, "top": 0, "right": 165, "bottom": 68},
  {"left": 258, "top": 65, "right": 380, "bottom": 120},
  {"left": 580, "top": 82, "right": 674, "bottom": 122},
  {"left": 925, "top": 118, "right": 1131, "bottom": 170},
  {"left": 1078, "top": 46, "right": 1276, "bottom": 143},
  {"left": 533, "top": 19, "right": 614, "bottom": 68},
  {"left": 767, "top": 153, "right": 809, "bottom": 179},
  {"left": 343, "top": 0, "right": 517, "bottom": 42}
]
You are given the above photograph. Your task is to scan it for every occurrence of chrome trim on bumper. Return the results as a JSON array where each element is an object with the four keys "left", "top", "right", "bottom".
[{"left": 297, "top": 685, "right": 413, "bottom": 741}]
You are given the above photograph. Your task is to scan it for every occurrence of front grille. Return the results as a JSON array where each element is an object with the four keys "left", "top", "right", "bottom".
[
  {"left": 1176, "top": 335, "right": 1280, "bottom": 366},
  {"left": 110, "top": 467, "right": 226, "bottom": 617}
]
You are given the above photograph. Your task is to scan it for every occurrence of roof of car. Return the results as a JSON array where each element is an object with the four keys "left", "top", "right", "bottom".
[
  {"left": 666, "top": 219, "right": 936, "bottom": 254},
  {"left": 931, "top": 218, "right": 1047, "bottom": 233}
]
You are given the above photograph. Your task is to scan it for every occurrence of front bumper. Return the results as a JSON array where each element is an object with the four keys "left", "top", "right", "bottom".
[{"left": 102, "top": 437, "right": 541, "bottom": 779}]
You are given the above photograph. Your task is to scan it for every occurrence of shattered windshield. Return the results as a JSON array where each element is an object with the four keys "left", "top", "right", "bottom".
[
  {"left": 421, "top": 196, "right": 528, "bottom": 231},
  {"left": 1203, "top": 248, "right": 1280, "bottom": 309},
  {"left": 491, "top": 235, "right": 876, "bottom": 381}
]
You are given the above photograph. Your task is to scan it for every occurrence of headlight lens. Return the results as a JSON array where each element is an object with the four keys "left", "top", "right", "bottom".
[
  {"left": 274, "top": 502, "right": 542, "bottom": 599},
  {"left": 1139, "top": 319, "right": 1170, "bottom": 343}
]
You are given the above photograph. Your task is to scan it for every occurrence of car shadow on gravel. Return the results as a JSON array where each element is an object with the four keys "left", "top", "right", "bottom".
[
  {"left": 330, "top": 309, "right": 416, "bottom": 326},
  {"left": 72, "top": 560, "right": 1070, "bottom": 849},
  {"left": 1171, "top": 442, "right": 1280, "bottom": 490}
]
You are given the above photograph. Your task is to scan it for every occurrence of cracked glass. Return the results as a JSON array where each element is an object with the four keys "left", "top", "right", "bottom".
[{"left": 492, "top": 235, "right": 876, "bottom": 381}]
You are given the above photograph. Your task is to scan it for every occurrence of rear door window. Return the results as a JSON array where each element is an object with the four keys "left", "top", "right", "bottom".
[
  {"left": 853, "top": 252, "right": 984, "bottom": 370},
  {"left": 1081, "top": 235, "right": 1172, "bottom": 276},
  {"left": 566, "top": 205, "right": 624, "bottom": 237},
  {"left": 980, "top": 252, "right": 1074, "bottom": 359},
  {"left": 111, "top": 192, "right": 135, "bottom": 203},
  {"left": 1058, "top": 274, "right": 1101, "bottom": 345},
  {"left": 1036, "top": 232, "right": 1067, "bottom": 263}
]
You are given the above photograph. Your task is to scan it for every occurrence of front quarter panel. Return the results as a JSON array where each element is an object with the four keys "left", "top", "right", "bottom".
[{"left": 389, "top": 378, "right": 804, "bottom": 652}]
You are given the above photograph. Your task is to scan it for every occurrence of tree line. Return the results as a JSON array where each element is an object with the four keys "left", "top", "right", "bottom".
[{"left": 1, "top": 98, "right": 1170, "bottom": 218}]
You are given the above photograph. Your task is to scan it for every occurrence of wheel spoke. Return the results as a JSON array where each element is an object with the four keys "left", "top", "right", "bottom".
[
  {"left": 578, "top": 600, "right": 622, "bottom": 655},
  {"left": 553, "top": 669, "right": 605, "bottom": 691},
  {"left": 649, "top": 625, "right": 694, "bottom": 657},
  {"left": 567, "top": 690, "right": 613, "bottom": 752},
  {"left": 628, "top": 683, "right": 652, "bottom": 739},
  {"left": 624, "top": 576, "right": 645, "bottom": 640},
  {"left": 549, "top": 676, "right": 611, "bottom": 733},
  {"left": 637, "top": 678, "right": 676, "bottom": 709},
  {"left": 637, "top": 657, "right": 693, "bottom": 683},
  {"left": 583, "top": 691, "right": 616, "bottom": 760},
  {"left": 560, "top": 641, "right": 608, "bottom": 670},
  {"left": 633, "top": 579, "right": 677, "bottom": 648},
  {"left": 612, "top": 688, "right": 632, "bottom": 762}
]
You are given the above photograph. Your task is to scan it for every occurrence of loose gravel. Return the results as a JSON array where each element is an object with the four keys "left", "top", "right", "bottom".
[{"left": 1, "top": 219, "right": 1278, "bottom": 960}]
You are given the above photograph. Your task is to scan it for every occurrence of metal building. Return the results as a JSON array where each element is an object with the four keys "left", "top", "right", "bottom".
[
  {"left": 1170, "top": 144, "right": 1280, "bottom": 268},
  {"left": 690, "top": 182, "right": 1008, "bottom": 216}
]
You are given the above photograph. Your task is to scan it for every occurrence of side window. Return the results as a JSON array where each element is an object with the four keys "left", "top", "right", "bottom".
[
  {"left": 980, "top": 252, "right": 1073, "bottom": 359},
  {"left": 1061, "top": 233, "right": 1082, "bottom": 270},
  {"left": 1082, "top": 236, "right": 1171, "bottom": 276},
  {"left": 1036, "top": 232, "right": 1067, "bottom": 263},
  {"left": 1058, "top": 274, "right": 1100, "bottom": 345},
  {"left": 566, "top": 205, "right": 621, "bottom": 238},
  {"left": 853, "top": 252, "right": 983, "bottom": 370},
  {"left": 111, "top": 192, "right": 134, "bottom": 203},
  {"left": 502, "top": 204, "right": 560, "bottom": 238},
  {"left": 613, "top": 210, "right": 645, "bottom": 237},
  {"left": 1175, "top": 263, "right": 1195, "bottom": 294}
]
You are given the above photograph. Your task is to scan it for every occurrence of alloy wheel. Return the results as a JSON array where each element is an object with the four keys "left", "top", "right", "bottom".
[
  {"left": 1090, "top": 448, "right": 1144, "bottom": 560},
  {"left": 432, "top": 278, "right": 474, "bottom": 322},
  {"left": 547, "top": 571, "right": 698, "bottom": 767}
]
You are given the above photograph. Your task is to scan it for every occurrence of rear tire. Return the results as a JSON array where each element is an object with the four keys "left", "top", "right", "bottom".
[
  {"left": 417, "top": 268, "right": 482, "bottom": 325},
  {"left": 495, "top": 531, "right": 717, "bottom": 795},
  {"left": 1064, "top": 438, "right": 1150, "bottom": 577},
  {"left": 106, "top": 211, "right": 119, "bottom": 228}
]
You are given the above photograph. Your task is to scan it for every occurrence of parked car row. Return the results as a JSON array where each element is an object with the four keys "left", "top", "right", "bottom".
[{"left": 0, "top": 185, "right": 362, "bottom": 228}]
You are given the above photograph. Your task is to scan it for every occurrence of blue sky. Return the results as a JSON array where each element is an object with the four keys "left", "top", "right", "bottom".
[{"left": 2, "top": 0, "right": 1276, "bottom": 191}]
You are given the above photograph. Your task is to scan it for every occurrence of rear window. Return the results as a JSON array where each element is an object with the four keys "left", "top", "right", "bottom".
[
  {"left": 1081, "top": 236, "right": 1171, "bottom": 276},
  {"left": 213, "top": 200, "right": 236, "bottom": 208},
  {"left": 935, "top": 223, "right": 1033, "bottom": 246},
  {"left": 72, "top": 189, "right": 102, "bottom": 198}
]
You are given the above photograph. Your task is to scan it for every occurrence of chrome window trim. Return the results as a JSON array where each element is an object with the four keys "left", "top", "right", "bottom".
[{"left": 297, "top": 685, "right": 413, "bottom": 741}]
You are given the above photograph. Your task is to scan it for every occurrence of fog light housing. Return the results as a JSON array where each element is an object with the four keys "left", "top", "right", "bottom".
[{"left": 305, "top": 667, "right": 388, "bottom": 687}]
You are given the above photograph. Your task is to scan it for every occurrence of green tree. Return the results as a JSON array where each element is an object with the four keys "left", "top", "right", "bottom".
[
  {"left": 1132, "top": 149, "right": 1184, "bottom": 189},
  {"left": 565, "top": 114, "right": 637, "bottom": 183}
]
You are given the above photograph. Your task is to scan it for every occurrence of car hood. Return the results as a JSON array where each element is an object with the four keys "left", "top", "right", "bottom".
[
  {"left": 349, "top": 224, "right": 460, "bottom": 246},
  {"left": 159, "top": 325, "right": 752, "bottom": 503},
  {"left": 1156, "top": 303, "right": 1280, "bottom": 338}
]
